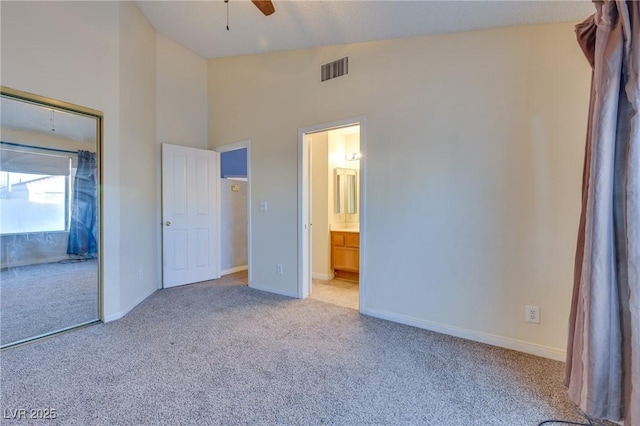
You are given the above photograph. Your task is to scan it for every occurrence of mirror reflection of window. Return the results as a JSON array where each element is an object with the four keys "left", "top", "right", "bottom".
[
  {"left": 346, "top": 174, "right": 357, "bottom": 214},
  {"left": 335, "top": 172, "right": 343, "bottom": 214},
  {"left": 0, "top": 90, "right": 101, "bottom": 349},
  {"left": 334, "top": 167, "right": 357, "bottom": 215},
  {"left": 0, "top": 149, "right": 72, "bottom": 234}
]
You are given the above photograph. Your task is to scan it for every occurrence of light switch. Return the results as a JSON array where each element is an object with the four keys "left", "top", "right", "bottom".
[{"left": 259, "top": 201, "right": 268, "bottom": 211}]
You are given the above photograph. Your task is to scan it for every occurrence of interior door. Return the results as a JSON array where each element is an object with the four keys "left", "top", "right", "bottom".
[{"left": 162, "top": 143, "right": 220, "bottom": 288}]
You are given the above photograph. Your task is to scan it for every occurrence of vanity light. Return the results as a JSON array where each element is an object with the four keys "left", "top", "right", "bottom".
[{"left": 347, "top": 152, "right": 361, "bottom": 161}]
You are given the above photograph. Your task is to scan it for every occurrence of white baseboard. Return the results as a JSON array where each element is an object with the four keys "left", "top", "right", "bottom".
[
  {"left": 361, "top": 306, "right": 566, "bottom": 361},
  {"left": 222, "top": 265, "right": 248, "bottom": 276},
  {"left": 249, "top": 282, "right": 298, "bottom": 298},
  {"left": 312, "top": 272, "right": 334, "bottom": 281},
  {"left": 104, "top": 287, "right": 157, "bottom": 323}
]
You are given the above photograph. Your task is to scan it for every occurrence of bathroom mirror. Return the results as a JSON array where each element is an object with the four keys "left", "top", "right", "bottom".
[
  {"left": 0, "top": 87, "right": 102, "bottom": 349},
  {"left": 335, "top": 167, "right": 357, "bottom": 214}
]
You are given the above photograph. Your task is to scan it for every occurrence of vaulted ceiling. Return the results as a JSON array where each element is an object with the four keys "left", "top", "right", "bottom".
[
  {"left": 1, "top": 1, "right": 597, "bottom": 145},
  {"left": 136, "top": 1, "right": 595, "bottom": 59}
]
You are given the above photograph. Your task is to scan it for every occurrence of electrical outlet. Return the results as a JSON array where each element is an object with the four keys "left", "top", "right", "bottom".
[
  {"left": 138, "top": 269, "right": 144, "bottom": 281},
  {"left": 526, "top": 305, "right": 540, "bottom": 324},
  {"left": 276, "top": 264, "right": 283, "bottom": 274}
]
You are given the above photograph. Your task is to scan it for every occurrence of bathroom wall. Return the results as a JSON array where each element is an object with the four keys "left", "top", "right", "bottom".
[
  {"left": 345, "top": 132, "right": 360, "bottom": 225},
  {"left": 311, "top": 131, "right": 331, "bottom": 279},
  {"left": 328, "top": 128, "right": 360, "bottom": 227}
]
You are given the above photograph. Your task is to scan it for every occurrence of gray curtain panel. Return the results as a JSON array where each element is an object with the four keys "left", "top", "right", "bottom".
[{"left": 566, "top": 1, "right": 639, "bottom": 424}]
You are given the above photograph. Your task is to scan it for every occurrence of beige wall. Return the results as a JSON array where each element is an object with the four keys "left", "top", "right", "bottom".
[
  {"left": 155, "top": 33, "right": 209, "bottom": 287},
  {"left": 118, "top": 1, "right": 158, "bottom": 310},
  {"left": 208, "top": 23, "right": 591, "bottom": 358},
  {"left": 156, "top": 34, "right": 208, "bottom": 149},
  {"left": 1, "top": 2, "right": 591, "bottom": 358},
  {"left": 1, "top": 0, "right": 123, "bottom": 317},
  {"left": 1, "top": 1, "right": 208, "bottom": 321}
]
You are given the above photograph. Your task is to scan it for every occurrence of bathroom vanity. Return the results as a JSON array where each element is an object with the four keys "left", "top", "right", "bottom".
[{"left": 331, "top": 230, "right": 359, "bottom": 281}]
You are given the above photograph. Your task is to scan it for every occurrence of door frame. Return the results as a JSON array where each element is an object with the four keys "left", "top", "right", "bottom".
[
  {"left": 297, "top": 116, "right": 366, "bottom": 310},
  {"left": 215, "top": 140, "right": 252, "bottom": 284}
]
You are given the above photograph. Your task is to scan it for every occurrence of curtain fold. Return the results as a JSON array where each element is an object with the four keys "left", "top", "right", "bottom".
[
  {"left": 67, "top": 150, "right": 97, "bottom": 258},
  {"left": 566, "top": 1, "right": 639, "bottom": 424}
]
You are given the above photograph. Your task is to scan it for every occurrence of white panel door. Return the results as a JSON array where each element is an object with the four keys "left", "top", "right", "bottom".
[{"left": 162, "top": 143, "right": 220, "bottom": 288}]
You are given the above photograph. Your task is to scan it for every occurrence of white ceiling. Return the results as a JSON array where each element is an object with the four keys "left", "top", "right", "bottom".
[
  {"left": 135, "top": 0, "right": 595, "bottom": 60},
  {"left": 1, "top": 1, "right": 596, "bottom": 145},
  {"left": 1, "top": 97, "right": 97, "bottom": 145}
]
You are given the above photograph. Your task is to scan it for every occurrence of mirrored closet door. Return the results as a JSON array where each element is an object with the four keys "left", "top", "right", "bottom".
[{"left": 0, "top": 88, "right": 102, "bottom": 349}]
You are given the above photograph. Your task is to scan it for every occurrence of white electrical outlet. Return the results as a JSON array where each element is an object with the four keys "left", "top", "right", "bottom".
[
  {"left": 526, "top": 305, "right": 540, "bottom": 324},
  {"left": 138, "top": 269, "right": 144, "bottom": 281},
  {"left": 276, "top": 264, "right": 283, "bottom": 274}
]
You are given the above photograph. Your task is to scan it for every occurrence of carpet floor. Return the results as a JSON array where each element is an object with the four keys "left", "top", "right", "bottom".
[
  {"left": 0, "top": 272, "right": 611, "bottom": 425},
  {"left": 0, "top": 259, "right": 99, "bottom": 346}
]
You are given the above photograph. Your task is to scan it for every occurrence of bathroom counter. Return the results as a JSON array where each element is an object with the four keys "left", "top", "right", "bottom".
[{"left": 330, "top": 228, "right": 359, "bottom": 233}]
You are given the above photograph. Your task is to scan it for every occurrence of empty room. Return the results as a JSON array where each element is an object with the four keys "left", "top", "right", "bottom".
[{"left": 0, "top": 1, "right": 637, "bottom": 425}]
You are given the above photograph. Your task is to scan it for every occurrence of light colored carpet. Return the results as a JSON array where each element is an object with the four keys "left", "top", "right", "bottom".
[
  {"left": 0, "top": 259, "right": 99, "bottom": 346},
  {"left": 0, "top": 272, "right": 612, "bottom": 425},
  {"left": 310, "top": 278, "right": 359, "bottom": 310}
]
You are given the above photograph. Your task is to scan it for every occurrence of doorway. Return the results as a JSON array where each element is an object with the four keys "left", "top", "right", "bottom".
[
  {"left": 298, "top": 117, "right": 366, "bottom": 311},
  {"left": 217, "top": 141, "right": 251, "bottom": 283}
]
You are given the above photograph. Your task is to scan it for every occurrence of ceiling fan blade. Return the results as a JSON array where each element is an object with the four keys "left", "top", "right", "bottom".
[{"left": 251, "top": 0, "right": 275, "bottom": 16}]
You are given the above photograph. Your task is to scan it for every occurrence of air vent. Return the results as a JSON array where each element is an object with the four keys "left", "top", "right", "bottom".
[{"left": 321, "top": 57, "right": 348, "bottom": 82}]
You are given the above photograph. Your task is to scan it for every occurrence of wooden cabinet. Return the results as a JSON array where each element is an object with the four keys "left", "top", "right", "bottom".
[{"left": 331, "top": 231, "right": 359, "bottom": 281}]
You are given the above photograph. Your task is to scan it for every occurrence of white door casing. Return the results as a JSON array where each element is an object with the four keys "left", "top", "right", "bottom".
[
  {"left": 300, "top": 134, "right": 312, "bottom": 298},
  {"left": 162, "top": 143, "right": 220, "bottom": 288}
]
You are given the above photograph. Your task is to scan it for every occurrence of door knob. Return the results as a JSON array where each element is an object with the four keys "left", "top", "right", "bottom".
[{"left": 165, "top": 221, "right": 171, "bottom": 226}]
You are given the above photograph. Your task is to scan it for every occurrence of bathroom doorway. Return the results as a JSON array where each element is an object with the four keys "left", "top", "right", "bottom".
[
  {"left": 298, "top": 117, "right": 365, "bottom": 311},
  {"left": 217, "top": 141, "right": 251, "bottom": 284}
]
